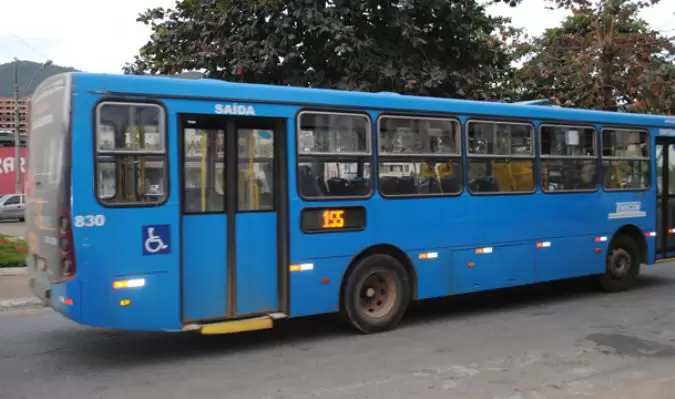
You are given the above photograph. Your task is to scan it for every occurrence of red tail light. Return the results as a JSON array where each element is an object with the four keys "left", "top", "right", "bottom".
[{"left": 59, "top": 208, "right": 76, "bottom": 279}]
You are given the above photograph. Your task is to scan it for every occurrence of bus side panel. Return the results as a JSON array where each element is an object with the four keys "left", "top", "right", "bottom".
[
  {"left": 182, "top": 215, "right": 228, "bottom": 321},
  {"left": 69, "top": 91, "right": 182, "bottom": 331},
  {"left": 600, "top": 190, "right": 655, "bottom": 262},
  {"left": 450, "top": 244, "right": 535, "bottom": 294},
  {"left": 235, "top": 212, "right": 278, "bottom": 314},
  {"left": 407, "top": 248, "right": 451, "bottom": 300},
  {"left": 535, "top": 235, "right": 603, "bottom": 282},
  {"left": 289, "top": 255, "right": 350, "bottom": 317},
  {"left": 285, "top": 109, "right": 656, "bottom": 320}
]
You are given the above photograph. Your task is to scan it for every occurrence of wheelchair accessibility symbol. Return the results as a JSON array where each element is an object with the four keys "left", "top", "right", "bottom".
[{"left": 142, "top": 224, "right": 171, "bottom": 256}]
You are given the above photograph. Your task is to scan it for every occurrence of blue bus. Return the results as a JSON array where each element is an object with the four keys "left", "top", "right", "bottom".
[{"left": 25, "top": 72, "right": 673, "bottom": 335}]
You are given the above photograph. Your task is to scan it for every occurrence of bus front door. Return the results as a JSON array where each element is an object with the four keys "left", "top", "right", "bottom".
[
  {"left": 180, "top": 114, "right": 288, "bottom": 322},
  {"left": 656, "top": 137, "right": 675, "bottom": 259}
]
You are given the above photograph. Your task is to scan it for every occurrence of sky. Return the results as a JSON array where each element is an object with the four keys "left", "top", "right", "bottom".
[{"left": 1, "top": 0, "right": 673, "bottom": 74}]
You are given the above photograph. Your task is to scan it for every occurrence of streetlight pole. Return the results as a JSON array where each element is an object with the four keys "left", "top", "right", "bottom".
[
  {"left": 13, "top": 59, "right": 21, "bottom": 194},
  {"left": 12, "top": 58, "right": 52, "bottom": 194}
]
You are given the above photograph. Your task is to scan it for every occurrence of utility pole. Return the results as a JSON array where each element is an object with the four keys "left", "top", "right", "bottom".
[{"left": 13, "top": 59, "right": 21, "bottom": 194}]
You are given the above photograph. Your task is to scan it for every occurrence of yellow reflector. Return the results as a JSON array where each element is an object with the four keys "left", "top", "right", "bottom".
[
  {"left": 418, "top": 252, "right": 438, "bottom": 260},
  {"left": 120, "top": 299, "right": 131, "bottom": 307},
  {"left": 289, "top": 263, "right": 314, "bottom": 272}
]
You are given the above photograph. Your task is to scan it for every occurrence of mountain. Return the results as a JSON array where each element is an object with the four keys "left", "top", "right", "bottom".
[{"left": 0, "top": 60, "right": 80, "bottom": 98}]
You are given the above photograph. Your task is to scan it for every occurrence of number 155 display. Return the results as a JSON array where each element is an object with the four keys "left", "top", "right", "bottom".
[{"left": 301, "top": 206, "right": 366, "bottom": 233}]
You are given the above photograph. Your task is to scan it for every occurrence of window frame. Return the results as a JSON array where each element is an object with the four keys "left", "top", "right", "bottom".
[
  {"left": 93, "top": 100, "right": 169, "bottom": 207},
  {"left": 600, "top": 126, "right": 651, "bottom": 192},
  {"left": 538, "top": 122, "right": 598, "bottom": 194},
  {"left": 295, "top": 109, "right": 374, "bottom": 201},
  {"left": 465, "top": 118, "right": 536, "bottom": 195},
  {"left": 376, "top": 113, "right": 463, "bottom": 198}
]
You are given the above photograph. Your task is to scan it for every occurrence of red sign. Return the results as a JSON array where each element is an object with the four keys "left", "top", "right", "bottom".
[{"left": 0, "top": 147, "right": 27, "bottom": 195}]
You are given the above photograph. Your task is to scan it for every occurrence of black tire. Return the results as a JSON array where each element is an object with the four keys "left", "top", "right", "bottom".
[
  {"left": 341, "top": 253, "right": 411, "bottom": 334},
  {"left": 595, "top": 234, "right": 641, "bottom": 292}
]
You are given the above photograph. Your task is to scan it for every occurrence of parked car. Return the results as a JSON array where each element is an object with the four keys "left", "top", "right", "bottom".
[{"left": 0, "top": 193, "right": 25, "bottom": 221}]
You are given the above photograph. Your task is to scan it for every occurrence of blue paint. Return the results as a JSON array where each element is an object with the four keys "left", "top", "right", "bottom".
[
  {"left": 450, "top": 244, "right": 535, "bottom": 294},
  {"left": 409, "top": 248, "right": 451, "bottom": 300},
  {"left": 107, "top": 272, "right": 178, "bottom": 331},
  {"left": 535, "top": 235, "right": 605, "bottom": 282},
  {"left": 182, "top": 215, "right": 228, "bottom": 321},
  {"left": 289, "top": 255, "right": 347, "bottom": 317},
  {"left": 142, "top": 224, "right": 171, "bottom": 255},
  {"left": 235, "top": 212, "right": 278, "bottom": 315}
]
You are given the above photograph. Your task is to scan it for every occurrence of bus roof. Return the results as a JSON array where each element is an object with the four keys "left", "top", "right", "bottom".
[{"left": 70, "top": 72, "right": 675, "bottom": 128}]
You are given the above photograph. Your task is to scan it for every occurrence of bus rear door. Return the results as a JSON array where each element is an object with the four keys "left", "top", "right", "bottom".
[{"left": 179, "top": 114, "right": 288, "bottom": 322}]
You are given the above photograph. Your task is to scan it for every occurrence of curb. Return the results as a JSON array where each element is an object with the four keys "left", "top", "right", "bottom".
[
  {"left": 0, "top": 297, "right": 46, "bottom": 312},
  {"left": 0, "top": 267, "right": 27, "bottom": 276}
]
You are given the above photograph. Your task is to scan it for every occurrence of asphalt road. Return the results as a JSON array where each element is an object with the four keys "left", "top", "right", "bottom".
[
  {"left": 3, "top": 264, "right": 675, "bottom": 399},
  {"left": 0, "top": 221, "right": 24, "bottom": 238}
]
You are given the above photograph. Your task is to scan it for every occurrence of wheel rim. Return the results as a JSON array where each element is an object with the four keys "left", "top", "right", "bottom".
[
  {"left": 357, "top": 270, "right": 398, "bottom": 319},
  {"left": 608, "top": 248, "right": 631, "bottom": 279}
]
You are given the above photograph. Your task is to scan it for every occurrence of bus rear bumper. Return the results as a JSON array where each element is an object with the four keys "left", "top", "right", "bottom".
[{"left": 28, "top": 272, "right": 82, "bottom": 321}]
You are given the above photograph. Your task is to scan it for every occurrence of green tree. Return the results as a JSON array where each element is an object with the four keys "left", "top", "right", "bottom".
[
  {"left": 514, "top": 0, "right": 675, "bottom": 113},
  {"left": 123, "top": 0, "right": 521, "bottom": 100}
]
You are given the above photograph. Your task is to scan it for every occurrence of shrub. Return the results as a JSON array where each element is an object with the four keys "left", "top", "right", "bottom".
[{"left": 0, "top": 234, "right": 27, "bottom": 268}]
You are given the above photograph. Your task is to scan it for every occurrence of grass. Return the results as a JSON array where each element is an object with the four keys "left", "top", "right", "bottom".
[{"left": 0, "top": 234, "right": 27, "bottom": 268}]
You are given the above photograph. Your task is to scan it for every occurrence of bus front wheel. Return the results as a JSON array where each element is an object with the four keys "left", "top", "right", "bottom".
[
  {"left": 596, "top": 234, "right": 640, "bottom": 292},
  {"left": 341, "top": 254, "right": 411, "bottom": 334}
]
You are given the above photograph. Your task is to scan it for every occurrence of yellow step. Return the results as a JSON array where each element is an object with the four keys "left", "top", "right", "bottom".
[{"left": 198, "top": 316, "right": 274, "bottom": 335}]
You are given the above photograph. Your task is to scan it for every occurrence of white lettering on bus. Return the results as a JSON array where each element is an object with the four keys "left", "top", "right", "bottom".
[
  {"left": 608, "top": 201, "right": 646, "bottom": 219},
  {"left": 214, "top": 103, "right": 256, "bottom": 115},
  {"left": 0, "top": 157, "right": 26, "bottom": 174},
  {"left": 74, "top": 214, "right": 106, "bottom": 228}
]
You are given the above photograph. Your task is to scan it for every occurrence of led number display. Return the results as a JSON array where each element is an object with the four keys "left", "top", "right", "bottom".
[{"left": 301, "top": 206, "right": 366, "bottom": 233}]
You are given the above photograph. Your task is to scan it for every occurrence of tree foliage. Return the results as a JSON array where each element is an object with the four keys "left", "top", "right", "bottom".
[
  {"left": 123, "top": 0, "right": 521, "bottom": 100},
  {"left": 515, "top": 0, "right": 675, "bottom": 114}
]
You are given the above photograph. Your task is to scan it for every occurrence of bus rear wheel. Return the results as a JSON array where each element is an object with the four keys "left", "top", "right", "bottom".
[
  {"left": 341, "top": 254, "right": 411, "bottom": 334},
  {"left": 595, "top": 234, "right": 640, "bottom": 292}
]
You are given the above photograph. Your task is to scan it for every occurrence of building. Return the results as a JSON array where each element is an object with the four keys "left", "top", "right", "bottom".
[{"left": 0, "top": 97, "right": 29, "bottom": 135}]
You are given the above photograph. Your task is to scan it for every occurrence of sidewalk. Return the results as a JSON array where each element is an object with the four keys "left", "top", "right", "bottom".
[
  {"left": 0, "top": 267, "right": 43, "bottom": 310},
  {"left": 0, "top": 268, "right": 31, "bottom": 298}
]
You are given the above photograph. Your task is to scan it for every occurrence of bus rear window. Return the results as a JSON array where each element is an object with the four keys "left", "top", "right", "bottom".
[{"left": 28, "top": 98, "right": 66, "bottom": 192}]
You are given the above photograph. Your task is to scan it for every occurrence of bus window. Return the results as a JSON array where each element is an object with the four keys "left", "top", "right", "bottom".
[
  {"left": 296, "top": 111, "right": 372, "bottom": 199},
  {"left": 377, "top": 115, "right": 462, "bottom": 196},
  {"left": 540, "top": 124, "right": 597, "bottom": 192},
  {"left": 183, "top": 127, "right": 225, "bottom": 213},
  {"left": 601, "top": 128, "right": 650, "bottom": 190},
  {"left": 238, "top": 128, "right": 274, "bottom": 211},
  {"left": 467, "top": 120, "right": 535, "bottom": 194},
  {"left": 95, "top": 102, "right": 167, "bottom": 205}
]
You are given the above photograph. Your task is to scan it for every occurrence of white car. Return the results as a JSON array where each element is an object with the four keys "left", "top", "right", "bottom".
[{"left": 0, "top": 193, "right": 25, "bottom": 221}]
